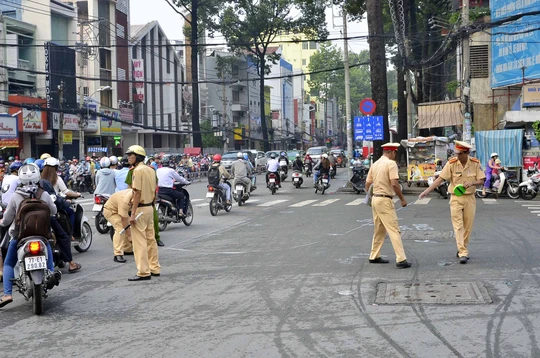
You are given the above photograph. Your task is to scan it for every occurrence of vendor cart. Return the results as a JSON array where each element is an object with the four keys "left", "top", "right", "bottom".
[{"left": 400, "top": 137, "right": 449, "bottom": 187}]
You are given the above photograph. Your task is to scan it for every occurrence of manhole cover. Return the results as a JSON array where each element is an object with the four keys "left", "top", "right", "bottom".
[
  {"left": 375, "top": 282, "right": 492, "bottom": 305},
  {"left": 401, "top": 231, "right": 454, "bottom": 241}
]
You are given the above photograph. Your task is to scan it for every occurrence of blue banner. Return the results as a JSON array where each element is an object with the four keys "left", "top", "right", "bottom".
[
  {"left": 353, "top": 116, "right": 364, "bottom": 141},
  {"left": 354, "top": 116, "right": 384, "bottom": 141},
  {"left": 491, "top": 0, "right": 540, "bottom": 88}
]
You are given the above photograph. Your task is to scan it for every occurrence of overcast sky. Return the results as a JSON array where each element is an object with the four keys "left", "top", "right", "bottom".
[{"left": 129, "top": 1, "right": 370, "bottom": 54}]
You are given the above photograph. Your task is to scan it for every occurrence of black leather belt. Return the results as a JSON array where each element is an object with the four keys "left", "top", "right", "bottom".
[
  {"left": 373, "top": 194, "right": 393, "bottom": 199},
  {"left": 139, "top": 202, "right": 154, "bottom": 207}
]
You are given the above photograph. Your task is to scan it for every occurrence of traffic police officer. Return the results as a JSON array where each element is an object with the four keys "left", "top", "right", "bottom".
[
  {"left": 365, "top": 143, "right": 411, "bottom": 269},
  {"left": 420, "top": 141, "right": 485, "bottom": 264},
  {"left": 126, "top": 145, "right": 161, "bottom": 281},
  {"left": 103, "top": 188, "right": 134, "bottom": 264}
]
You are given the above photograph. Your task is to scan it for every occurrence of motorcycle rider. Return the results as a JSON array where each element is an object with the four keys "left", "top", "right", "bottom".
[
  {"left": 244, "top": 153, "right": 257, "bottom": 189},
  {"left": 266, "top": 153, "right": 281, "bottom": 188},
  {"left": 109, "top": 156, "right": 119, "bottom": 170},
  {"left": 231, "top": 152, "right": 252, "bottom": 194},
  {"left": 482, "top": 153, "right": 499, "bottom": 195},
  {"left": 313, "top": 153, "right": 331, "bottom": 187},
  {"left": 278, "top": 151, "right": 289, "bottom": 175},
  {"left": 0, "top": 163, "right": 60, "bottom": 308},
  {"left": 58, "top": 157, "right": 70, "bottom": 184},
  {"left": 210, "top": 154, "right": 232, "bottom": 205},
  {"left": 115, "top": 156, "right": 130, "bottom": 192},
  {"left": 304, "top": 153, "right": 313, "bottom": 174},
  {"left": 292, "top": 153, "right": 303, "bottom": 172},
  {"left": 328, "top": 152, "right": 337, "bottom": 174},
  {"left": 157, "top": 160, "right": 190, "bottom": 217},
  {"left": 94, "top": 157, "right": 116, "bottom": 196},
  {"left": 1, "top": 161, "right": 22, "bottom": 207}
]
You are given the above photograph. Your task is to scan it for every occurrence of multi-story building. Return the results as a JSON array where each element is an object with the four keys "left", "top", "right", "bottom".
[{"left": 130, "top": 21, "right": 185, "bottom": 153}]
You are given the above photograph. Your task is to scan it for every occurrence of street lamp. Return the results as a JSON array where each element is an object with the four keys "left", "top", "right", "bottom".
[{"left": 80, "top": 86, "right": 111, "bottom": 159}]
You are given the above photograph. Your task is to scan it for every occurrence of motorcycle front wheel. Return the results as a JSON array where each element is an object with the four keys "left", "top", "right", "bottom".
[
  {"left": 32, "top": 283, "right": 43, "bottom": 315},
  {"left": 157, "top": 205, "right": 168, "bottom": 232},
  {"left": 182, "top": 203, "right": 194, "bottom": 226},
  {"left": 519, "top": 186, "right": 537, "bottom": 200},
  {"left": 74, "top": 222, "right": 92, "bottom": 253},
  {"left": 507, "top": 183, "right": 520, "bottom": 199},
  {"left": 475, "top": 190, "right": 488, "bottom": 198},
  {"left": 209, "top": 196, "right": 218, "bottom": 216},
  {"left": 95, "top": 212, "right": 110, "bottom": 234}
]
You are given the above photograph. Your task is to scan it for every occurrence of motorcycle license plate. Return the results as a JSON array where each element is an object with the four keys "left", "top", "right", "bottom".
[
  {"left": 92, "top": 204, "right": 103, "bottom": 212},
  {"left": 236, "top": 185, "right": 244, "bottom": 191},
  {"left": 25, "top": 256, "right": 47, "bottom": 271},
  {"left": 206, "top": 192, "right": 214, "bottom": 198},
  {"left": 269, "top": 178, "right": 276, "bottom": 183},
  {"left": 322, "top": 179, "right": 329, "bottom": 184},
  {"left": 294, "top": 178, "right": 299, "bottom": 182}
]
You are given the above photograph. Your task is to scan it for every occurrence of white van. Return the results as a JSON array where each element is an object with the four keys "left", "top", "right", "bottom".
[{"left": 306, "top": 146, "right": 328, "bottom": 161}]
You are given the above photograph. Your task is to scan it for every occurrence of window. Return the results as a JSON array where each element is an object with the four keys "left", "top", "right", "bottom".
[
  {"left": 166, "top": 48, "right": 171, "bottom": 74},
  {"left": 232, "top": 65, "right": 239, "bottom": 76},
  {"left": 309, "top": 41, "right": 317, "bottom": 50},
  {"left": 83, "top": 87, "right": 89, "bottom": 96},
  {"left": 470, "top": 45, "right": 489, "bottom": 79},
  {"left": 302, "top": 59, "right": 307, "bottom": 66},
  {"left": 232, "top": 90, "right": 240, "bottom": 103},
  {"left": 99, "top": 49, "right": 112, "bottom": 70},
  {"left": 302, "top": 42, "right": 308, "bottom": 50}
]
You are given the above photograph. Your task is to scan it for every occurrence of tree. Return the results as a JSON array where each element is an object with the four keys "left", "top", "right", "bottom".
[
  {"left": 201, "top": 120, "right": 224, "bottom": 148},
  {"left": 168, "top": 0, "right": 221, "bottom": 150},
  {"left": 214, "top": 0, "right": 328, "bottom": 152}
]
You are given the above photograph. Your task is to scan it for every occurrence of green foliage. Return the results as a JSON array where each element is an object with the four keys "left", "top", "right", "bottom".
[
  {"left": 215, "top": 55, "right": 237, "bottom": 79},
  {"left": 201, "top": 120, "right": 223, "bottom": 148},
  {"left": 532, "top": 121, "right": 540, "bottom": 142},
  {"left": 446, "top": 80, "right": 459, "bottom": 97}
]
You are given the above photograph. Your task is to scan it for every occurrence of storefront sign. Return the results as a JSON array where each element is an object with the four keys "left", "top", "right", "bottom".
[
  {"left": 37, "top": 130, "right": 53, "bottom": 140},
  {"left": 63, "top": 131, "right": 72, "bottom": 144},
  {"left": 0, "top": 138, "right": 19, "bottom": 147},
  {"left": 132, "top": 59, "right": 145, "bottom": 103},
  {"left": 407, "top": 163, "right": 436, "bottom": 182},
  {"left": 523, "top": 84, "right": 540, "bottom": 107},
  {"left": 100, "top": 107, "right": 122, "bottom": 136},
  {"left": 52, "top": 113, "right": 79, "bottom": 131},
  {"left": 8, "top": 95, "right": 47, "bottom": 132},
  {"left": 523, "top": 156, "right": 540, "bottom": 171},
  {"left": 0, "top": 114, "right": 18, "bottom": 138},
  {"left": 120, "top": 108, "right": 133, "bottom": 123},
  {"left": 21, "top": 108, "right": 45, "bottom": 132}
]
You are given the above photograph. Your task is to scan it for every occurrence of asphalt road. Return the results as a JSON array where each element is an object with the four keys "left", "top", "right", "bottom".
[{"left": 1, "top": 168, "right": 540, "bottom": 357}]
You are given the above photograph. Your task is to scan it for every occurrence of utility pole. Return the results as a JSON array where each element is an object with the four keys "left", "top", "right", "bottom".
[
  {"left": 78, "top": 21, "right": 86, "bottom": 160},
  {"left": 58, "top": 81, "right": 65, "bottom": 159},
  {"left": 405, "top": 40, "right": 415, "bottom": 139},
  {"left": 222, "top": 81, "right": 228, "bottom": 153},
  {"left": 461, "top": 0, "right": 471, "bottom": 144},
  {"left": 343, "top": 10, "right": 353, "bottom": 184},
  {"left": 190, "top": 0, "right": 202, "bottom": 149}
]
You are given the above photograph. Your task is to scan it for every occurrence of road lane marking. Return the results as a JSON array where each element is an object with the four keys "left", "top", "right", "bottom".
[
  {"left": 393, "top": 198, "right": 399, "bottom": 203},
  {"left": 522, "top": 204, "right": 540, "bottom": 206},
  {"left": 531, "top": 211, "right": 540, "bottom": 213},
  {"left": 290, "top": 200, "right": 318, "bottom": 207},
  {"left": 414, "top": 198, "right": 431, "bottom": 205},
  {"left": 482, "top": 198, "right": 498, "bottom": 204},
  {"left": 313, "top": 199, "right": 340, "bottom": 206},
  {"left": 346, "top": 198, "right": 364, "bottom": 206},
  {"left": 191, "top": 199, "right": 204, "bottom": 202},
  {"left": 258, "top": 200, "right": 289, "bottom": 207}
]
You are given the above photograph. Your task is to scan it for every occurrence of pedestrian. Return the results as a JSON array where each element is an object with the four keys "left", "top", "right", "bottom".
[
  {"left": 102, "top": 188, "right": 134, "bottom": 263},
  {"left": 365, "top": 143, "right": 411, "bottom": 269},
  {"left": 419, "top": 141, "right": 485, "bottom": 264},
  {"left": 125, "top": 145, "right": 160, "bottom": 281}
]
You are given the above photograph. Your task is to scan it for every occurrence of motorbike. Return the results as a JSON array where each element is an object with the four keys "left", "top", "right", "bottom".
[
  {"left": 73, "top": 172, "right": 94, "bottom": 194},
  {"left": 350, "top": 166, "right": 368, "bottom": 194},
  {"left": 267, "top": 172, "right": 279, "bottom": 195},
  {"left": 477, "top": 167, "right": 519, "bottom": 199},
  {"left": 55, "top": 195, "right": 93, "bottom": 253},
  {"left": 518, "top": 171, "right": 540, "bottom": 200},
  {"left": 279, "top": 159, "right": 288, "bottom": 182},
  {"left": 292, "top": 170, "right": 304, "bottom": 189},
  {"left": 304, "top": 163, "right": 312, "bottom": 177},
  {"left": 232, "top": 178, "right": 251, "bottom": 206},
  {"left": 330, "top": 166, "right": 336, "bottom": 179},
  {"left": 207, "top": 179, "right": 232, "bottom": 216},
  {"left": 156, "top": 182, "right": 194, "bottom": 231},
  {"left": 93, "top": 194, "right": 111, "bottom": 234},
  {"left": 428, "top": 171, "right": 449, "bottom": 199},
  {"left": 315, "top": 173, "right": 331, "bottom": 195}
]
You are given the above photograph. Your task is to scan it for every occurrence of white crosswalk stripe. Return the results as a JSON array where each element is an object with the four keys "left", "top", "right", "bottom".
[
  {"left": 482, "top": 198, "right": 498, "bottom": 204},
  {"left": 346, "top": 198, "right": 364, "bottom": 206},
  {"left": 290, "top": 200, "right": 318, "bottom": 207},
  {"left": 258, "top": 200, "right": 289, "bottom": 207},
  {"left": 414, "top": 198, "right": 431, "bottom": 205},
  {"left": 191, "top": 199, "right": 204, "bottom": 202},
  {"left": 313, "top": 199, "right": 340, "bottom": 207}
]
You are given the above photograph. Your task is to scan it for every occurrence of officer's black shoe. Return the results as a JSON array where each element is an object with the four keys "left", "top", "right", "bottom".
[
  {"left": 128, "top": 275, "right": 151, "bottom": 281},
  {"left": 369, "top": 257, "right": 389, "bottom": 264},
  {"left": 459, "top": 256, "right": 469, "bottom": 264},
  {"left": 396, "top": 260, "right": 412, "bottom": 269},
  {"left": 157, "top": 240, "right": 165, "bottom": 247},
  {"left": 114, "top": 255, "right": 126, "bottom": 263}
]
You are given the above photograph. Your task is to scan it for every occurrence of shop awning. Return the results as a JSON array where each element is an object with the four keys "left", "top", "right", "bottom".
[
  {"left": 503, "top": 110, "right": 540, "bottom": 123},
  {"left": 474, "top": 129, "right": 524, "bottom": 168},
  {"left": 183, "top": 147, "right": 201, "bottom": 156},
  {"left": 417, "top": 100, "right": 462, "bottom": 129}
]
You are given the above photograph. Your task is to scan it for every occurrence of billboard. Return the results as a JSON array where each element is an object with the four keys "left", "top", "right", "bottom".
[
  {"left": 100, "top": 107, "right": 122, "bottom": 136},
  {"left": 132, "top": 59, "right": 145, "bottom": 102},
  {"left": 45, "top": 43, "right": 77, "bottom": 108},
  {"left": 491, "top": 0, "right": 540, "bottom": 88}
]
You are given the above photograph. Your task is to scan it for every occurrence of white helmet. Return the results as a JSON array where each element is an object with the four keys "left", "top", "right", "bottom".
[
  {"left": 490, "top": 153, "right": 498, "bottom": 158},
  {"left": 44, "top": 157, "right": 60, "bottom": 167},
  {"left": 100, "top": 157, "right": 111, "bottom": 168},
  {"left": 19, "top": 163, "right": 41, "bottom": 185},
  {"left": 322, "top": 153, "right": 329, "bottom": 159},
  {"left": 236, "top": 152, "right": 244, "bottom": 158},
  {"left": 109, "top": 155, "right": 118, "bottom": 165}
]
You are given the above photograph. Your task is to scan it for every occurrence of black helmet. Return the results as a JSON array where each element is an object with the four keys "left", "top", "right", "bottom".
[{"left": 120, "top": 156, "right": 129, "bottom": 166}]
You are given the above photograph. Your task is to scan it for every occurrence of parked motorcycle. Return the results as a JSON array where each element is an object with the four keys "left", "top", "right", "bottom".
[
  {"left": 232, "top": 179, "right": 251, "bottom": 206},
  {"left": 477, "top": 167, "right": 519, "bottom": 199},
  {"left": 350, "top": 166, "right": 368, "bottom": 194},
  {"left": 207, "top": 179, "right": 232, "bottom": 216},
  {"left": 56, "top": 196, "right": 93, "bottom": 253},
  {"left": 292, "top": 170, "right": 304, "bottom": 189},
  {"left": 267, "top": 172, "right": 279, "bottom": 195},
  {"left": 93, "top": 194, "right": 111, "bottom": 234},
  {"left": 156, "top": 182, "right": 193, "bottom": 231},
  {"left": 518, "top": 171, "right": 540, "bottom": 200},
  {"left": 428, "top": 171, "right": 449, "bottom": 199},
  {"left": 315, "top": 173, "right": 330, "bottom": 195}
]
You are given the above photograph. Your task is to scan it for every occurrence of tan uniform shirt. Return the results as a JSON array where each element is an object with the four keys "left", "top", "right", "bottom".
[
  {"left": 439, "top": 157, "right": 485, "bottom": 195},
  {"left": 104, "top": 188, "right": 132, "bottom": 217},
  {"left": 366, "top": 156, "right": 399, "bottom": 196},
  {"left": 132, "top": 162, "right": 157, "bottom": 204}
]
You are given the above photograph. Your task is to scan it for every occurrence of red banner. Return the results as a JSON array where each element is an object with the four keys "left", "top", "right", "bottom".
[{"left": 0, "top": 138, "right": 19, "bottom": 148}]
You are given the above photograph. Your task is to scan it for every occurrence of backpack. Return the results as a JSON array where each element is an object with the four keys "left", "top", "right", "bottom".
[
  {"left": 207, "top": 165, "right": 221, "bottom": 186},
  {"left": 14, "top": 188, "right": 51, "bottom": 240}
]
